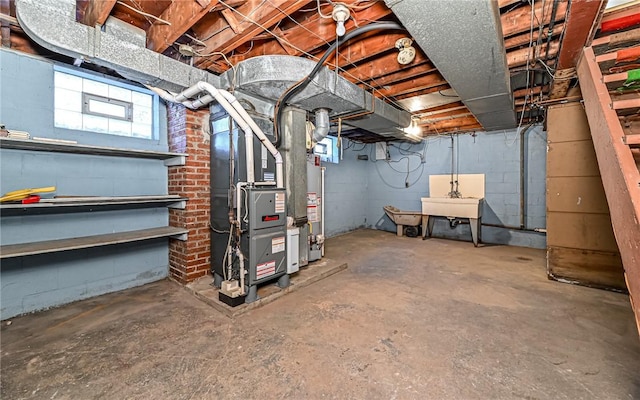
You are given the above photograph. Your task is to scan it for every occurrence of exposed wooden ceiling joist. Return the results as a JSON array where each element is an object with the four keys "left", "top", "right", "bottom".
[
  {"left": 147, "top": 0, "right": 223, "bottom": 53},
  {"left": 217, "top": 1, "right": 392, "bottom": 72},
  {"left": 376, "top": 72, "right": 447, "bottom": 98},
  {"left": 341, "top": 50, "right": 429, "bottom": 85},
  {"left": 363, "top": 62, "right": 436, "bottom": 89},
  {"left": 81, "top": 0, "right": 117, "bottom": 27},
  {"left": 194, "top": 0, "right": 312, "bottom": 70},
  {"left": 501, "top": 0, "right": 567, "bottom": 38}
]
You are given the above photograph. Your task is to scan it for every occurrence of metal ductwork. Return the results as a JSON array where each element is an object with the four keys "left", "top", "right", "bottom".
[
  {"left": 15, "top": 0, "right": 414, "bottom": 141},
  {"left": 221, "top": 56, "right": 413, "bottom": 141},
  {"left": 15, "top": 0, "right": 220, "bottom": 92},
  {"left": 386, "top": 0, "right": 517, "bottom": 131}
]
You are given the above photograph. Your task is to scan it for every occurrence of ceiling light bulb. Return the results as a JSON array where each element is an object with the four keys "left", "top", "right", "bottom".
[{"left": 332, "top": 4, "right": 350, "bottom": 37}]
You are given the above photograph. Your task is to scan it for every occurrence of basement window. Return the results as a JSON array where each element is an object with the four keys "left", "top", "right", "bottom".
[
  {"left": 53, "top": 68, "right": 157, "bottom": 139},
  {"left": 314, "top": 136, "right": 339, "bottom": 164}
]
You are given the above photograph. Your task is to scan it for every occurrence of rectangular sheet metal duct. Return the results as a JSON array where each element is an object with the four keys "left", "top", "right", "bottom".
[{"left": 386, "top": 0, "right": 517, "bottom": 130}]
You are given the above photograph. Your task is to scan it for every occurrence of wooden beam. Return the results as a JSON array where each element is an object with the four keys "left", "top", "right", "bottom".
[
  {"left": 413, "top": 101, "right": 466, "bottom": 115},
  {"left": 593, "top": 28, "right": 640, "bottom": 55},
  {"left": 364, "top": 62, "right": 436, "bottom": 88},
  {"left": 556, "top": 0, "right": 605, "bottom": 69},
  {"left": 147, "top": 0, "right": 223, "bottom": 53},
  {"left": 332, "top": 33, "right": 409, "bottom": 67},
  {"left": 376, "top": 73, "right": 447, "bottom": 98},
  {"left": 501, "top": 0, "right": 567, "bottom": 37},
  {"left": 421, "top": 117, "right": 483, "bottom": 134},
  {"left": 393, "top": 84, "right": 451, "bottom": 100},
  {"left": 195, "top": 0, "right": 313, "bottom": 70},
  {"left": 612, "top": 98, "right": 640, "bottom": 110},
  {"left": 577, "top": 46, "right": 640, "bottom": 335},
  {"left": 504, "top": 23, "right": 564, "bottom": 50},
  {"left": 81, "top": 0, "right": 116, "bottom": 27},
  {"left": 342, "top": 50, "right": 429, "bottom": 85},
  {"left": 506, "top": 41, "right": 560, "bottom": 67},
  {"left": 221, "top": 8, "right": 243, "bottom": 34},
  {"left": 600, "top": 2, "right": 640, "bottom": 33},
  {"left": 217, "top": 1, "right": 392, "bottom": 72},
  {"left": 419, "top": 109, "right": 472, "bottom": 122}
]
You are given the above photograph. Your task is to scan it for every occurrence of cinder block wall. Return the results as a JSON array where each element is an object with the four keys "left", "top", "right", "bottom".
[
  {"left": 323, "top": 145, "right": 369, "bottom": 237},
  {"left": 324, "top": 127, "right": 547, "bottom": 248},
  {"left": 0, "top": 49, "right": 172, "bottom": 319}
]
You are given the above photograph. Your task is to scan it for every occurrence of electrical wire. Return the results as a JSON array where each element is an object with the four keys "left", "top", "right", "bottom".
[
  {"left": 274, "top": 21, "right": 405, "bottom": 147},
  {"left": 194, "top": 50, "right": 237, "bottom": 89},
  {"left": 316, "top": 0, "right": 333, "bottom": 18}
]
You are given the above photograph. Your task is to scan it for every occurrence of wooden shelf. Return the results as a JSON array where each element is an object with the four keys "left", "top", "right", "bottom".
[
  {"left": 0, "top": 195, "right": 187, "bottom": 216},
  {"left": 0, "top": 137, "right": 187, "bottom": 166},
  {"left": 0, "top": 226, "right": 188, "bottom": 259}
]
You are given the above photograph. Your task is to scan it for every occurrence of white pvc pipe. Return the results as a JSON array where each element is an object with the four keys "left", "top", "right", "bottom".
[
  {"left": 236, "top": 248, "right": 246, "bottom": 295},
  {"left": 218, "top": 90, "right": 284, "bottom": 189},
  {"left": 151, "top": 84, "right": 255, "bottom": 183},
  {"left": 152, "top": 82, "right": 284, "bottom": 189},
  {"left": 236, "top": 182, "right": 247, "bottom": 225}
]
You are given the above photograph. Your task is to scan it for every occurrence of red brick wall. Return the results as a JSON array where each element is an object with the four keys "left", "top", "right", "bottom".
[{"left": 167, "top": 103, "right": 211, "bottom": 284}]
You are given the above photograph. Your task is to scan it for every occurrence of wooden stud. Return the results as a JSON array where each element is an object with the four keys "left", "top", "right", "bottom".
[
  {"left": 501, "top": 1, "right": 567, "bottom": 38},
  {"left": 612, "top": 98, "right": 640, "bottom": 110},
  {"left": 624, "top": 134, "right": 640, "bottom": 147},
  {"left": 376, "top": 73, "right": 447, "bottom": 98},
  {"left": 194, "top": 0, "right": 312, "bottom": 70},
  {"left": 146, "top": 0, "right": 221, "bottom": 53},
  {"left": 363, "top": 62, "right": 437, "bottom": 89},
  {"left": 209, "top": 1, "right": 392, "bottom": 71},
  {"left": 506, "top": 41, "right": 560, "bottom": 67},
  {"left": 342, "top": 50, "right": 429, "bottom": 85},
  {"left": 221, "top": 8, "right": 243, "bottom": 34},
  {"left": 81, "top": 0, "right": 117, "bottom": 27}
]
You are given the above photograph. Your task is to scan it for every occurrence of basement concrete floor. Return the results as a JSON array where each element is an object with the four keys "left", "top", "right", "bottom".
[{"left": 1, "top": 229, "right": 639, "bottom": 399}]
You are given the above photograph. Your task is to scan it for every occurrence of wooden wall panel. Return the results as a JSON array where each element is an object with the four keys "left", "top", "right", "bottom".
[
  {"left": 547, "top": 212, "right": 621, "bottom": 252},
  {"left": 547, "top": 141, "right": 602, "bottom": 177},
  {"left": 546, "top": 102, "right": 625, "bottom": 290},
  {"left": 547, "top": 177, "right": 610, "bottom": 214}
]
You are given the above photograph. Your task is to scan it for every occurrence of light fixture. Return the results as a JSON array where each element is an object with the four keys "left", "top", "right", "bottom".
[
  {"left": 395, "top": 37, "right": 416, "bottom": 65},
  {"left": 332, "top": 3, "right": 350, "bottom": 37},
  {"left": 404, "top": 116, "right": 422, "bottom": 138}
]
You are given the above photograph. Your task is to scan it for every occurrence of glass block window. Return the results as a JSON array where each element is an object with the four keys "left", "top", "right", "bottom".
[{"left": 54, "top": 69, "right": 156, "bottom": 139}]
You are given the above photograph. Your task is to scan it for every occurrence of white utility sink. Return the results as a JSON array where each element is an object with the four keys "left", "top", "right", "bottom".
[
  {"left": 420, "top": 197, "right": 483, "bottom": 219},
  {"left": 420, "top": 197, "right": 484, "bottom": 246}
]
